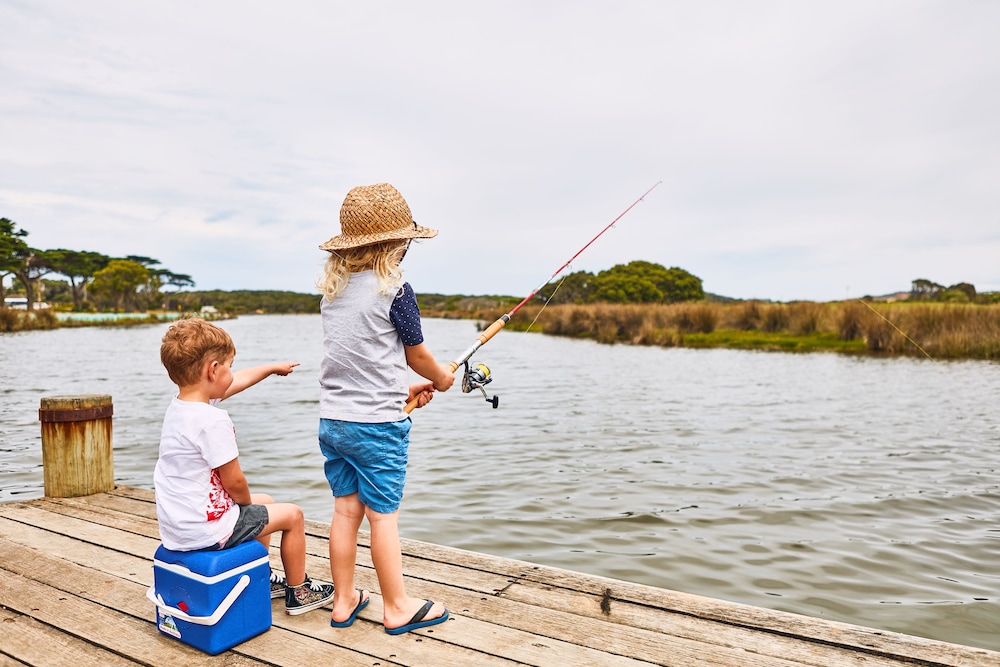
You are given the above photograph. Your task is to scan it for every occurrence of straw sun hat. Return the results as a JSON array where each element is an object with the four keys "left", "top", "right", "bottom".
[{"left": 319, "top": 183, "right": 438, "bottom": 252}]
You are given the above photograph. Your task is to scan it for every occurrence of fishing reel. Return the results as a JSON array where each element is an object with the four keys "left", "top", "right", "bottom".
[{"left": 462, "top": 360, "right": 499, "bottom": 409}]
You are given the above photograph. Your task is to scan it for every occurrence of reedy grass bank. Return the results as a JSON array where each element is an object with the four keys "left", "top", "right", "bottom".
[
  {"left": 0, "top": 309, "right": 206, "bottom": 333},
  {"left": 428, "top": 301, "right": 1000, "bottom": 360},
  {"left": 7, "top": 298, "right": 999, "bottom": 360},
  {"left": 0, "top": 308, "right": 59, "bottom": 332}
]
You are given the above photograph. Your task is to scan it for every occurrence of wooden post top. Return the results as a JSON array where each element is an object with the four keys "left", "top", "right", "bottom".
[{"left": 39, "top": 394, "right": 114, "bottom": 423}]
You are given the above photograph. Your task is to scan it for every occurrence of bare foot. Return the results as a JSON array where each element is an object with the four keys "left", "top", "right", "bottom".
[
  {"left": 384, "top": 597, "right": 447, "bottom": 631},
  {"left": 330, "top": 589, "right": 369, "bottom": 627}
]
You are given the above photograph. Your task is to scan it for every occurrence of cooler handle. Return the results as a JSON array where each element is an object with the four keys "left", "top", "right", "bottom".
[{"left": 146, "top": 574, "right": 251, "bottom": 626}]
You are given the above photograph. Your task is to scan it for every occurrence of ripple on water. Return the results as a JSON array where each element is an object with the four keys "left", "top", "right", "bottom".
[{"left": 2, "top": 317, "right": 1000, "bottom": 650}]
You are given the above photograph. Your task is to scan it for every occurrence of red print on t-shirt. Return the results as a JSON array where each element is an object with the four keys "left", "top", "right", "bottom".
[{"left": 206, "top": 468, "right": 234, "bottom": 520}]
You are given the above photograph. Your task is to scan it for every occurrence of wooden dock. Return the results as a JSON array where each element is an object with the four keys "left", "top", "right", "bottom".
[{"left": 1, "top": 486, "right": 997, "bottom": 667}]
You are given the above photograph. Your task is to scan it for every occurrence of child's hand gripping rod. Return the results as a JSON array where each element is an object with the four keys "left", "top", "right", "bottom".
[
  {"left": 403, "top": 317, "right": 509, "bottom": 413},
  {"left": 404, "top": 181, "right": 662, "bottom": 414}
]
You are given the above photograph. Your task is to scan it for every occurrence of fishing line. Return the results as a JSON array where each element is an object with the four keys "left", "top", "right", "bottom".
[
  {"left": 405, "top": 181, "right": 663, "bottom": 413},
  {"left": 856, "top": 298, "right": 934, "bottom": 361},
  {"left": 522, "top": 271, "right": 571, "bottom": 333}
]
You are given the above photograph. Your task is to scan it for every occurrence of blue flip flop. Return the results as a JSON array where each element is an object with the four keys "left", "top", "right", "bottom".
[
  {"left": 384, "top": 600, "right": 449, "bottom": 635},
  {"left": 330, "top": 589, "right": 369, "bottom": 628}
]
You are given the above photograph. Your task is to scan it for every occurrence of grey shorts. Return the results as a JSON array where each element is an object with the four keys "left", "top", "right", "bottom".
[{"left": 222, "top": 504, "right": 269, "bottom": 549}]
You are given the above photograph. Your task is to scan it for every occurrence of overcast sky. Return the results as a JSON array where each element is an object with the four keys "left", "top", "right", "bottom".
[{"left": 2, "top": 1, "right": 997, "bottom": 302}]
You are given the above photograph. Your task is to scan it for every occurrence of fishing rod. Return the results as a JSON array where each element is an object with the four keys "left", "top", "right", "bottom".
[{"left": 405, "top": 181, "right": 662, "bottom": 414}]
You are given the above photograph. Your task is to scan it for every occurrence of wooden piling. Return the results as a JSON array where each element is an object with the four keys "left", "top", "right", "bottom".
[{"left": 38, "top": 394, "right": 114, "bottom": 497}]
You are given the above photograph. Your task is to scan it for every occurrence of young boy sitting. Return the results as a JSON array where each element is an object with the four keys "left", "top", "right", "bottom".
[{"left": 154, "top": 317, "right": 334, "bottom": 615}]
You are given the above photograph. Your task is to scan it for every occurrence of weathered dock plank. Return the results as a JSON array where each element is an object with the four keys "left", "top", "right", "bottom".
[
  {"left": 1, "top": 487, "right": 998, "bottom": 667},
  {"left": 0, "top": 607, "right": 146, "bottom": 667}
]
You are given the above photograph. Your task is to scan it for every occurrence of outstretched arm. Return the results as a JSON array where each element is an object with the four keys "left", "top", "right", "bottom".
[
  {"left": 404, "top": 343, "right": 455, "bottom": 392},
  {"left": 223, "top": 362, "right": 300, "bottom": 399}
]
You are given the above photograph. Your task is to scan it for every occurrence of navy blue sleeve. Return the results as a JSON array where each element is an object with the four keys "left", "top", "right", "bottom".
[{"left": 390, "top": 282, "right": 424, "bottom": 346}]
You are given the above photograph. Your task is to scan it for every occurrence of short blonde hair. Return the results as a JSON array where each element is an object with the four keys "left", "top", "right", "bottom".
[
  {"left": 317, "top": 240, "right": 408, "bottom": 301},
  {"left": 160, "top": 318, "right": 235, "bottom": 386}
]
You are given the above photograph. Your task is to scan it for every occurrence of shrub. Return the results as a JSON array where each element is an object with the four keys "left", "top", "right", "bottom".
[
  {"left": 673, "top": 303, "right": 718, "bottom": 334},
  {"left": 789, "top": 301, "right": 824, "bottom": 335},
  {"left": 861, "top": 313, "right": 898, "bottom": 353},
  {"left": 733, "top": 301, "right": 762, "bottom": 330},
  {"left": 837, "top": 302, "right": 866, "bottom": 341},
  {"left": 30, "top": 309, "right": 59, "bottom": 329},
  {"left": 760, "top": 304, "right": 790, "bottom": 333},
  {"left": 0, "top": 308, "right": 19, "bottom": 332}
]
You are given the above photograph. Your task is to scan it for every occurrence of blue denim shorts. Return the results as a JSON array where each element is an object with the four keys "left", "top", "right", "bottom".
[{"left": 318, "top": 418, "right": 410, "bottom": 514}]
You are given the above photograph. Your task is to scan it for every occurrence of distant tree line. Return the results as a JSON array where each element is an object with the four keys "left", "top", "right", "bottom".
[
  {"left": 909, "top": 278, "right": 998, "bottom": 304},
  {"left": 1, "top": 217, "right": 193, "bottom": 312},
  {"left": 163, "top": 290, "right": 320, "bottom": 314},
  {"left": 6, "top": 216, "right": 996, "bottom": 315}
]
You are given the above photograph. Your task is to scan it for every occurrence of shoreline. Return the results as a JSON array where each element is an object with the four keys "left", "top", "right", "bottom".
[
  {"left": 4, "top": 300, "right": 999, "bottom": 361},
  {"left": 0, "top": 309, "right": 229, "bottom": 332},
  {"left": 423, "top": 300, "right": 1000, "bottom": 361}
]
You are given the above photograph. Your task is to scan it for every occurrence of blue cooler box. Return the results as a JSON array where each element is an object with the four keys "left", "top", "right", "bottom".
[{"left": 147, "top": 540, "right": 272, "bottom": 655}]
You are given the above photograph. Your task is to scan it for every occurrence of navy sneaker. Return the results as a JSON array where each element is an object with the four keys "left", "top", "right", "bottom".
[
  {"left": 285, "top": 576, "right": 335, "bottom": 615},
  {"left": 269, "top": 570, "right": 286, "bottom": 599}
]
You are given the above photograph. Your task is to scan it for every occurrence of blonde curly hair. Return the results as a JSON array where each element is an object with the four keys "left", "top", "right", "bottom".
[{"left": 317, "top": 240, "right": 409, "bottom": 301}]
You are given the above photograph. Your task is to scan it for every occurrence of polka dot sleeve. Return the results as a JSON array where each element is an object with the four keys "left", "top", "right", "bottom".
[{"left": 390, "top": 282, "right": 425, "bottom": 346}]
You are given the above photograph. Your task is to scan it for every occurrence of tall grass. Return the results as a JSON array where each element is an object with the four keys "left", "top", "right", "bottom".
[
  {"left": 461, "top": 301, "right": 1000, "bottom": 360},
  {"left": 0, "top": 308, "right": 59, "bottom": 333}
]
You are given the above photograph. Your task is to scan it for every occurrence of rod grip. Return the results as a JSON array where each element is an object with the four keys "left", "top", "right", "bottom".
[
  {"left": 478, "top": 317, "right": 507, "bottom": 344},
  {"left": 403, "top": 313, "right": 510, "bottom": 415}
]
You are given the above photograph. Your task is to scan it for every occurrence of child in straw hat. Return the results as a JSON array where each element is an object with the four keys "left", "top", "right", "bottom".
[{"left": 316, "top": 182, "right": 455, "bottom": 634}]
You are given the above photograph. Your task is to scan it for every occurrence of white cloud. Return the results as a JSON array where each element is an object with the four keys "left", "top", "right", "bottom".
[{"left": 2, "top": 0, "right": 998, "bottom": 300}]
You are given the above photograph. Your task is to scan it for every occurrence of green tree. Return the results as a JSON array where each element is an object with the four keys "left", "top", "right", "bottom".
[
  {"left": 13, "top": 249, "right": 58, "bottom": 311},
  {"left": 977, "top": 291, "right": 1000, "bottom": 304},
  {"left": 0, "top": 218, "right": 30, "bottom": 307},
  {"left": 659, "top": 266, "right": 705, "bottom": 302},
  {"left": 589, "top": 261, "right": 704, "bottom": 304},
  {"left": 944, "top": 282, "right": 976, "bottom": 302},
  {"left": 119, "top": 255, "right": 194, "bottom": 309},
  {"left": 590, "top": 269, "right": 663, "bottom": 303},
  {"left": 535, "top": 270, "right": 595, "bottom": 304},
  {"left": 910, "top": 278, "right": 943, "bottom": 301},
  {"left": 90, "top": 259, "right": 150, "bottom": 312},
  {"left": 39, "top": 278, "right": 73, "bottom": 304},
  {"left": 47, "top": 249, "right": 111, "bottom": 310},
  {"left": 123, "top": 255, "right": 163, "bottom": 309},
  {"left": 124, "top": 255, "right": 160, "bottom": 267},
  {"left": 158, "top": 271, "right": 195, "bottom": 291}
]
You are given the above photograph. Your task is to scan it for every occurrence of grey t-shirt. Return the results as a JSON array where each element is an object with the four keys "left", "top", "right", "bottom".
[{"left": 319, "top": 271, "right": 423, "bottom": 423}]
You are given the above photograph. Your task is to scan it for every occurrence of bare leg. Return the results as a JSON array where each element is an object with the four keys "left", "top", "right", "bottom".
[
  {"left": 330, "top": 493, "right": 366, "bottom": 622},
  {"left": 257, "top": 501, "right": 306, "bottom": 586},
  {"left": 250, "top": 493, "right": 275, "bottom": 555},
  {"left": 366, "top": 507, "right": 445, "bottom": 629}
]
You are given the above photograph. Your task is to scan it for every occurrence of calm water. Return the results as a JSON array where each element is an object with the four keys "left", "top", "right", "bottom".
[{"left": 1, "top": 315, "right": 998, "bottom": 650}]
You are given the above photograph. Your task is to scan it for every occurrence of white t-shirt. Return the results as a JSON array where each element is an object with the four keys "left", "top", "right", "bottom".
[{"left": 154, "top": 397, "right": 240, "bottom": 551}]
